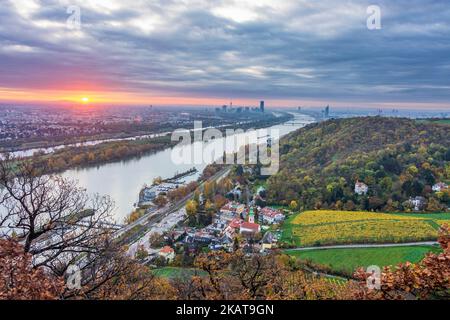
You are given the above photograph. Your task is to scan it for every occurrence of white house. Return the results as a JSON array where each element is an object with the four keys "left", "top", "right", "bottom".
[
  {"left": 158, "top": 246, "right": 175, "bottom": 262},
  {"left": 260, "top": 207, "right": 285, "bottom": 224},
  {"left": 408, "top": 196, "right": 426, "bottom": 211},
  {"left": 432, "top": 182, "right": 448, "bottom": 192},
  {"left": 355, "top": 182, "right": 369, "bottom": 195}
]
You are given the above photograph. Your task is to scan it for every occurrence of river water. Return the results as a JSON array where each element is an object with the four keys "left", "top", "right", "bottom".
[{"left": 59, "top": 113, "right": 314, "bottom": 222}]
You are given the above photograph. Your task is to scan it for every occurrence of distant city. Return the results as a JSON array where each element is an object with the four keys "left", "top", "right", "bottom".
[{"left": 1, "top": 103, "right": 447, "bottom": 148}]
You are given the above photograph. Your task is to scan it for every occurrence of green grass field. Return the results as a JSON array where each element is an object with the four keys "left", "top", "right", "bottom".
[
  {"left": 417, "top": 119, "right": 450, "bottom": 125},
  {"left": 285, "top": 245, "right": 441, "bottom": 275},
  {"left": 281, "top": 210, "right": 450, "bottom": 247},
  {"left": 152, "top": 267, "right": 207, "bottom": 279},
  {"left": 429, "top": 119, "right": 450, "bottom": 125}
]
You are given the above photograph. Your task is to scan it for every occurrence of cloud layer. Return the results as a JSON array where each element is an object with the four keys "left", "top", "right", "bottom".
[{"left": 1, "top": 0, "right": 450, "bottom": 107}]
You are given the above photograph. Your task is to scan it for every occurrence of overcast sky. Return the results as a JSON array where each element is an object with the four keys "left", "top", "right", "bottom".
[{"left": 1, "top": 0, "right": 450, "bottom": 108}]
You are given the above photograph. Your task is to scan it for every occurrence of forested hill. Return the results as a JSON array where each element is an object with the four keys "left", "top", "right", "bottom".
[{"left": 267, "top": 117, "right": 450, "bottom": 212}]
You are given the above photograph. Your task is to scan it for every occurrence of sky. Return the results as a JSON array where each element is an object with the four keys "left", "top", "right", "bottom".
[{"left": 1, "top": 0, "right": 450, "bottom": 109}]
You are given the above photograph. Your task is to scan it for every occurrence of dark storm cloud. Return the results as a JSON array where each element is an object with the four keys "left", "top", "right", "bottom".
[{"left": 1, "top": 0, "right": 450, "bottom": 104}]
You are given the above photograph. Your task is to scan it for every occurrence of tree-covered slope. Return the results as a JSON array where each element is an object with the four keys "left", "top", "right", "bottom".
[{"left": 267, "top": 117, "right": 450, "bottom": 212}]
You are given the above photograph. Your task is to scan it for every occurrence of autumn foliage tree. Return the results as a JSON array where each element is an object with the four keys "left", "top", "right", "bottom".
[
  {"left": 0, "top": 239, "right": 63, "bottom": 300},
  {"left": 171, "top": 250, "right": 350, "bottom": 300},
  {"left": 266, "top": 117, "right": 450, "bottom": 211},
  {"left": 0, "top": 238, "right": 174, "bottom": 300},
  {"left": 0, "top": 156, "right": 170, "bottom": 300},
  {"left": 153, "top": 195, "right": 168, "bottom": 207},
  {"left": 185, "top": 200, "right": 198, "bottom": 224},
  {"left": 0, "top": 157, "right": 114, "bottom": 276}
]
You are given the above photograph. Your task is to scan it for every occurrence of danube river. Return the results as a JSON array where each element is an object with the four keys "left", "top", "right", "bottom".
[{"left": 60, "top": 113, "right": 315, "bottom": 222}]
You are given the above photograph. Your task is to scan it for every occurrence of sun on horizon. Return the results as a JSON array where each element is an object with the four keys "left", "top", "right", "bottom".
[{"left": 81, "top": 97, "right": 90, "bottom": 104}]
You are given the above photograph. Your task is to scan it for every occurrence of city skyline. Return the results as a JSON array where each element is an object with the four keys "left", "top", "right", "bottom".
[{"left": 1, "top": 0, "right": 450, "bottom": 109}]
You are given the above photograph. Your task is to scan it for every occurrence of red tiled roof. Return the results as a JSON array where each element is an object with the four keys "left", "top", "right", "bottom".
[
  {"left": 160, "top": 246, "right": 174, "bottom": 254},
  {"left": 229, "top": 218, "right": 243, "bottom": 229},
  {"left": 355, "top": 182, "right": 368, "bottom": 187},
  {"left": 221, "top": 204, "right": 235, "bottom": 211},
  {"left": 260, "top": 207, "right": 282, "bottom": 218},
  {"left": 240, "top": 222, "right": 260, "bottom": 231}
]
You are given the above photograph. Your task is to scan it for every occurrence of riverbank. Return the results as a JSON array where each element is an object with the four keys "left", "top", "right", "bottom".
[
  {"left": 0, "top": 116, "right": 246, "bottom": 154},
  {"left": 10, "top": 112, "right": 294, "bottom": 175},
  {"left": 27, "top": 135, "right": 177, "bottom": 175},
  {"left": 2, "top": 112, "right": 292, "bottom": 155}
]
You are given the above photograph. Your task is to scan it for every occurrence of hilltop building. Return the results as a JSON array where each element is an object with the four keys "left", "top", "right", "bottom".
[
  {"left": 432, "top": 182, "right": 448, "bottom": 192},
  {"left": 355, "top": 181, "right": 369, "bottom": 195},
  {"left": 408, "top": 196, "right": 426, "bottom": 211}
]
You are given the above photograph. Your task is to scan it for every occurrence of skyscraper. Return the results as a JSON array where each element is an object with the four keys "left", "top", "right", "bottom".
[
  {"left": 324, "top": 105, "right": 330, "bottom": 117},
  {"left": 260, "top": 101, "right": 265, "bottom": 113}
]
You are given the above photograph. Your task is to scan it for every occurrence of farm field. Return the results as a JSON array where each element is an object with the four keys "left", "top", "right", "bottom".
[
  {"left": 281, "top": 210, "right": 450, "bottom": 247},
  {"left": 285, "top": 245, "right": 441, "bottom": 275},
  {"left": 152, "top": 267, "right": 207, "bottom": 279}
]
